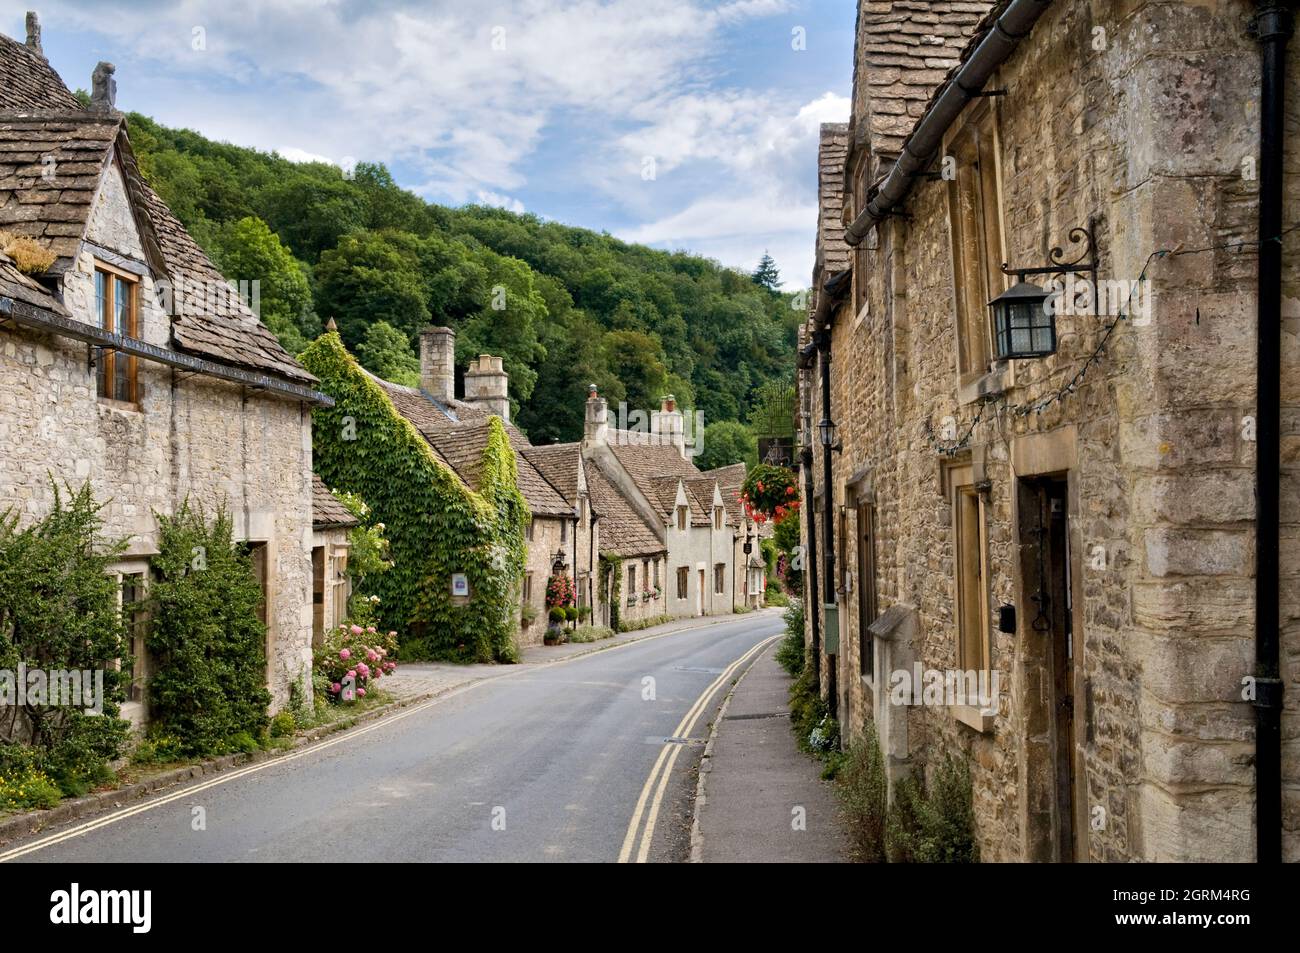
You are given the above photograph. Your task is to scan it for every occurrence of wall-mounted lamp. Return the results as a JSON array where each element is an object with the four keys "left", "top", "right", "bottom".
[{"left": 993, "top": 217, "right": 1099, "bottom": 361}]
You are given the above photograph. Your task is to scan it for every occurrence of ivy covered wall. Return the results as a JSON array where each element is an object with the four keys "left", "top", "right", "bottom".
[{"left": 300, "top": 332, "right": 528, "bottom": 662}]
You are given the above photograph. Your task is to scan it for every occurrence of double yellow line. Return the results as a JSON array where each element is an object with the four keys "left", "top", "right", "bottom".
[{"left": 617, "top": 634, "right": 778, "bottom": 864}]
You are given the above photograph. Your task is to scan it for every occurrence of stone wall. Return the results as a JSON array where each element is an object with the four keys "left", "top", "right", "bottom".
[{"left": 808, "top": 0, "right": 1298, "bottom": 862}]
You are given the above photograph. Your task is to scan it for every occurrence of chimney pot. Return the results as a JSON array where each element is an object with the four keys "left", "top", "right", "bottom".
[
  {"left": 463, "top": 353, "right": 511, "bottom": 422},
  {"left": 24, "top": 11, "right": 42, "bottom": 55}
]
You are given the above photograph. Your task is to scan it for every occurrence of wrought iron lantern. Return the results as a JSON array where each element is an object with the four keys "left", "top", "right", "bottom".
[
  {"left": 818, "top": 417, "right": 837, "bottom": 447},
  {"left": 552, "top": 548, "right": 567, "bottom": 574},
  {"left": 993, "top": 218, "right": 1099, "bottom": 361}
]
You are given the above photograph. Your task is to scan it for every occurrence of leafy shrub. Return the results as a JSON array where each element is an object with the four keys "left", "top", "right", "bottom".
[
  {"left": 145, "top": 502, "right": 272, "bottom": 756},
  {"left": 129, "top": 733, "right": 187, "bottom": 766},
  {"left": 270, "top": 712, "right": 296, "bottom": 738},
  {"left": 0, "top": 481, "right": 131, "bottom": 797},
  {"left": 548, "top": 607, "right": 565, "bottom": 624},
  {"left": 764, "top": 586, "right": 789, "bottom": 607},
  {"left": 0, "top": 766, "right": 61, "bottom": 811},
  {"left": 774, "top": 599, "right": 805, "bottom": 677},
  {"left": 313, "top": 623, "right": 397, "bottom": 703},
  {"left": 564, "top": 606, "right": 579, "bottom": 622},
  {"left": 520, "top": 603, "right": 538, "bottom": 627},
  {"left": 788, "top": 662, "right": 827, "bottom": 754},
  {"left": 616, "top": 613, "right": 672, "bottom": 633},
  {"left": 807, "top": 714, "right": 840, "bottom": 753},
  {"left": 885, "top": 757, "right": 979, "bottom": 863},
  {"left": 836, "top": 722, "right": 888, "bottom": 862},
  {"left": 567, "top": 625, "right": 615, "bottom": 643}
]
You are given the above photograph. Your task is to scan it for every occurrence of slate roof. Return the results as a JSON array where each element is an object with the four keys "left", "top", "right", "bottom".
[
  {"left": 373, "top": 375, "right": 573, "bottom": 517},
  {"left": 521, "top": 443, "right": 582, "bottom": 507},
  {"left": 703, "top": 463, "right": 748, "bottom": 526},
  {"left": 852, "top": 0, "right": 993, "bottom": 164},
  {"left": 0, "top": 111, "right": 120, "bottom": 269},
  {"left": 816, "top": 123, "right": 850, "bottom": 277},
  {"left": 0, "top": 31, "right": 316, "bottom": 387},
  {"left": 0, "top": 252, "right": 66, "bottom": 316},
  {"left": 0, "top": 32, "right": 79, "bottom": 110},
  {"left": 585, "top": 463, "right": 663, "bottom": 558},
  {"left": 312, "top": 475, "right": 360, "bottom": 530}
]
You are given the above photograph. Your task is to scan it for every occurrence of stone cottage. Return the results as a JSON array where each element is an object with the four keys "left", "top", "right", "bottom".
[
  {"left": 581, "top": 388, "right": 738, "bottom": 623},
  {"left": 704, "top": 462, "right": 767, "bottom": 610},
  {"left": 0, "top": 18, "right": 330, "bottom": 720},
  {"left": 799, "top": 0, "right": 1298, "bottom": 862},
  {"left": 350, "top": 324, "right": 597, "bottom": 648},
  {"left": 311, "top": 475, "right": 359, "bottom": 646}
]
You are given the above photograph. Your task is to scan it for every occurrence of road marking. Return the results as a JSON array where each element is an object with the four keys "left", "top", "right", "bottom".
[
  {"left": 617, "top": 634, "right": 779, "bottom": 864},
  {"left": 0, "top": 614, "right": 783, "bottom": 863}
]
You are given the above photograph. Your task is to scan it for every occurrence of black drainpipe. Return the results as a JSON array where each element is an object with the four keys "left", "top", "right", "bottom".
[
  {"left": 801, "top": 445, "right": 821, "bottom": 682},
  {"left": 1252, "top": 0, "right": 1290, "bottom": 865},
  {"left": 818, "top": 328, "right": 838, "bottom": 716}
]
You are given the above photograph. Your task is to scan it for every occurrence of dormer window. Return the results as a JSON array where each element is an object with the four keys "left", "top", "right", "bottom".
[
  {"left": 676, "top": 505, "right": 688, "bottom": 531},
  {"left": 713, "top": 505, "right": 724, "bottom": 530},
  {"left": 95, "top": 264, "right": 138, "bottom": 403}
]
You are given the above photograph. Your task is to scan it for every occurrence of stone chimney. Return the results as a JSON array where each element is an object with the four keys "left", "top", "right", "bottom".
[
  {"left": 583, "top": 384, "right": 608, "bottom": 447},
  {"left": 418, "top": 326, "right": 455, "bottom": 402},
  {"left": 24, "top": 11, "right": 42, "bottom": 55},
  {"left": 90, "top": 61, "right": 116, "bottom": 112},
  {"left": 463, "top": 354, "right": 510, "bottom": 422},
  {"left": 651, "top": 394, "right": 685, "bottom": 457}
]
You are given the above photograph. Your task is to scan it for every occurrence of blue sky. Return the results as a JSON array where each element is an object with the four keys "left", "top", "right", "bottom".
[{"left": 4, "top": 1, "right": 854, "bottom": 286}]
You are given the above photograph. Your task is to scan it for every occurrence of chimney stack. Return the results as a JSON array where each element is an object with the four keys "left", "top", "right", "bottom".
[
  {"left": 463, "top": 354, "right": 510, "bottom": 422},
  {"left": 90, "top": 61, "right": 116, "bottom": 112},
  {"left": 418, "top": 326, "right": 455, "bottom": 402},
  {"left": 651, "top": 394, "right": 685, "bottom": 458},
  {"left": 24, "top": 11, "right": 42, "bottom": 55},
  {"left": 584, "top": 384, "right": 608, "bottom": 447}
]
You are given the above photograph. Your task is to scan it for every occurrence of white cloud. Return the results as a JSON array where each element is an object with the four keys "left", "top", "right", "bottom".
[{"left": 474, "top": 190, "right": 526, "bottom": 214}]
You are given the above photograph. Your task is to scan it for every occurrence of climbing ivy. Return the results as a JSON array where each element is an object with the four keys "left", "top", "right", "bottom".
[
  {"left": 300, "top": 331, "right": 529, "bottom": 663},
  {"left": 598, "top": 552, "right": 622, "bottom": 632}
]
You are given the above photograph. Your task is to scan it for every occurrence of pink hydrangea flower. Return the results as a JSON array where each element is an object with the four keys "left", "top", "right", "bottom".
[
  {"left": 357, "top": 663, "right": 370, "bottom": 678},
  {"left": 388, "top": 631, "right": 397, "bottom": 638},
  {"left": 350, "top": 625, "right": 363, "bottom": 636},
  {"left": 367, "top": 650, "right": 379, "bottom": 662},
  {"left": 347, "top": 669, "right": 357, "bottom": 679},
  {"left": 367, "top": 626, "right": 377, "bottom": 634},
  {"left": 357, "top": 688, "right": 366, "bottom": 698},
  {"left": 330, "top": 682, "right": 341, "bottom": 694},
  {"left": 339, "top": 648, "right": 351, "bottom": 661}
]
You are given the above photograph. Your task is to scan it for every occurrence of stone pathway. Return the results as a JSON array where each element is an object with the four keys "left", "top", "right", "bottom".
[{"left": 692, "top": 643, "right": 852, "bottom": 862}]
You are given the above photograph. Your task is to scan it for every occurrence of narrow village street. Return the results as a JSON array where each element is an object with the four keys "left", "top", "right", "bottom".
[{"left": 1, "top": 614, "right": 783, "bottom": 863}]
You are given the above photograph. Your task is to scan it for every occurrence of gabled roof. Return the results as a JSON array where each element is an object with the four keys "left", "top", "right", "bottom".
[
  {"left": 684, "top": 477, "right": 722, "bottom": 524},
  {"left": 373, "top": 375, "right": 573, "bottom": 517},
  {"left": 521, "top": 443, "right": 583, "bottom": 507},
  {"left": 0, "top": 32, "right": 316, "bottom": 388},
  {"left": 312, "top": 475, "right": 360, "bottom": 530},
  {"left": 703, "top": 463, "right": 748, "bottom": 526},
  {"left": 586, "top": 463, "right": 663, "bottom": 559},
  {"left": 0, "top": 33, "right": 79, "bottom": 110}
]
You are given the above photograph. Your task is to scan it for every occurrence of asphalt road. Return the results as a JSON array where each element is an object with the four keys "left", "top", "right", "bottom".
[{"left": 4, "top": 612, "right": 783, "bottom": 863}]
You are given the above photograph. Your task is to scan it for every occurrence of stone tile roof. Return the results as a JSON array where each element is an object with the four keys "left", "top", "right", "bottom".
[
  {"left": 0, "top": 111, "right": 120, "bottom": 269},
  {"left": 0, "top": 33, "right": 79, "bottom": 110},
  {"left": 374, "top": 375, "right": 573, "bottom": 517},
  {"left": 312, "top": 474, "right": 360, "bottom": 530},
  {"left": 0, "top": 252, "right": 67, "bottom": 316},
  {"left": 816, "top": 123, "right": 851, "bottom": 276},
  {"left": 585, "top": 462, "right": 664, "bottom": 558},
  {"left": 521, "top": 443, "right": 581, "bottom": 506},
  {"left": 0, "top": 33, "right": 317, "bottom": 387},
  {"left": 684, "top": 477, "right": 721, "bottom": 525},
  {"left": 852, "top": 0, "right": 993, "bottom": 164},
  {"left": 702, "top": 463, "right": 748, "bottom": 526}
]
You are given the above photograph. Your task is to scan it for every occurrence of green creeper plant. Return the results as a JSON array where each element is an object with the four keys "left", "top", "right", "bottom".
[{"left": 300, "top": 330, "right": 528, "bottom": 662}]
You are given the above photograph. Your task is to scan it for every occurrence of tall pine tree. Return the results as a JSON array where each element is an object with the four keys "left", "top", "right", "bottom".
[{"left": 752, "top": 251, "right": 781, "bottom": 291}]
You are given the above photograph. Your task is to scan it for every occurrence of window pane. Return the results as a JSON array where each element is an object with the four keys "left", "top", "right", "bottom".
[{"left": 95, "top": 271, "right": 108, "bottom": 397}]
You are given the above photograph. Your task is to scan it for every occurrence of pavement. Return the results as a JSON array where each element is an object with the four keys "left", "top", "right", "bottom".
[
  {"left": 692, "top": 643, "right": 852, "bottom": 863},
  {"left": 0, "top": 610, "right": 784, "bottom": 863}
]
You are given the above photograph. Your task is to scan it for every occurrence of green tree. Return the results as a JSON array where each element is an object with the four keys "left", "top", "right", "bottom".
[
  {"left": 752, "top": 251, "right": 781, "bottom": 291},
  {"left": 356, "top": 320, "right": 420, "bottom": 386},
  {"left": 604, "top": 329, "right": 669, "bottom": 414},
  {"left": 696, "top": 420, "right": 758, "bottom": 471},
  {"left": 208, "top": 216, "right": 317, "bottom": 354},
  {"left": 0, "top": 482, "right": 131, "bottom": 793},
  {"left": 314, "top": 231, "right": 432, "bottom": 347},
  {"left": 145, "top": 503, "right": 272, "bottom": 755}
]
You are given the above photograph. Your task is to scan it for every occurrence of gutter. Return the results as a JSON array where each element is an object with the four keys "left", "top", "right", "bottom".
[
  {"left": 844, "top": 0, "right": 1054, "bottom": 245},
  {"left": 1251, "top": 0, "right": 1290, "bottom": 865},
  {"left": 0, "top": 296, "right": 334, "bottom": 407}
]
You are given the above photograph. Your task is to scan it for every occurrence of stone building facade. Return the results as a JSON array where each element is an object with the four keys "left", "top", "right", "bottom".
[
  {"left": 0, "top": 24, "right": 329, "bottom": 720},
  {"left": 581, "top": 389, "right": 739, "bottom": 625},
  {"left": 800, "top": 0, "right": 1299, "bottom": 862}
]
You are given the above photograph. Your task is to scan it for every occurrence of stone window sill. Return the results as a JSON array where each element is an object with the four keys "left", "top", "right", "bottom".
[
  {"left": 957, "top": 364, "right": 1011, "bottom": 407},
  {"left": 951, "top": 704, "right": 995, "bottom": 734},
  {"left": 97, "top": 396, "right": 142, "bottom": 414}
]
